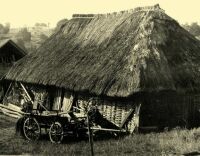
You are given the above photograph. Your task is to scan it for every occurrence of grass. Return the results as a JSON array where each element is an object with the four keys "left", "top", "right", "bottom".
[{"left": 1, "top": 112, "right": 200, "bottom": 156}]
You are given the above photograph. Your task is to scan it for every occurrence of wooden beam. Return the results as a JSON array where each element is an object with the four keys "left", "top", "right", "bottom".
[
  {"left": 0, "top": 103, "right": 23, "bottom": 114},
  {"left": 20, "top": 82, "right": 49, "bottom": 112},
  {"left": 119, "top": 108, "right": 134, "bottom": 128},
  {"left": 87, "top": 114, "right": 94, "bottom": 156},
  {"left": 19, "top": 83, "right": 33, "bottom": 103},
  {"left": 91, "top": 127, "right": 126, "bottom": 132},
  {"left": 2, "top": 82, "right": 13, "bottom": 104}
]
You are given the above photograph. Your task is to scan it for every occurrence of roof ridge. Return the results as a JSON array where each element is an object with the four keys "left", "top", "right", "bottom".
[{"left": 72, "top": 4, "right": 165, "bottom": 19}]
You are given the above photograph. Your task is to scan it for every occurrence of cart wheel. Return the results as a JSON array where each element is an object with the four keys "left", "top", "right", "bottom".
[
  {"left": 49, "top": 122, "right": 63, "bottom": 143},
  {"left": 23, "top": 117, "right": 41, "bottom": 141}
]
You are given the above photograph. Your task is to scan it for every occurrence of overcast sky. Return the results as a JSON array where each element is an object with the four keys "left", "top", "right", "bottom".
[{"left": 0, "top": 0, "right": 199, "bottom": 28}]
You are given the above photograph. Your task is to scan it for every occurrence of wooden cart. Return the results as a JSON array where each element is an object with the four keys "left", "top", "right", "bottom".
[
  {"left": 3, "top": 83, "right": 139, "bottom": 144},
  {"left": 17, "top": 103, "right": 127, "bottom": 144}
]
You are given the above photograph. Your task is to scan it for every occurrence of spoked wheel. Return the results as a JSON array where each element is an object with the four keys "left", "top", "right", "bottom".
[
  {"left": 23, "top": 117, "right": 41, "bottom": 141},
  {"left": 49, "top": 122, "right": 64, "bottom": 144}
]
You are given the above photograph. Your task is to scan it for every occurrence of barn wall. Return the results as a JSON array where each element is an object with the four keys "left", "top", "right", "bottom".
[
  {"left": 5, "top": 82, "right": 200, "bottom": 130},
  {"left": 186, "top": 94, "right": 200, "bottom": 127},
  {"left": 139, "top": 92, "right": 200, "bottom": 129}
]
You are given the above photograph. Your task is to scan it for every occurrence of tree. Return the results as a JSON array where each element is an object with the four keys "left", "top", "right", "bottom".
[
  {"left": 56, "top": 19, "right": 68, "bottom": 30},
  {"left": 16, "top": 38, "right": 26, "bottom": 50},
  {"left": 4, "top": 23, "right": 10, "bottom": 34},
  {"left": 0, "top": 24, "right": 4, "bottom": 34},
  {"left": 189, "top": 22, "right": 200, "bottom": 36},
  {"left": 35, "top": 23, "right": 47, "bottom": 27},
  {"left": 182, "top": 22, "right": 200, "bottom": 36},
  {"left": 182, "top": 23, "right": 190, "bottom": 31},
  {"left": 17, "top": 27, "right": 31, "bottom": 42},
  {"left": 0, "top": 23, "right": 10, "bottom": 34}
]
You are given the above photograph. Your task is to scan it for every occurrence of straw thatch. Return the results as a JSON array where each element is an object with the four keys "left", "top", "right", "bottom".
[{"left": 5, "top": 5, "right": 200, "bottom": 97}]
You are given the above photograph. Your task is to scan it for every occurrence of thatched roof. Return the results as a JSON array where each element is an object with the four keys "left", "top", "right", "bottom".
[{"left": 5, "top": 5, "right": 200, "bottom": 97}]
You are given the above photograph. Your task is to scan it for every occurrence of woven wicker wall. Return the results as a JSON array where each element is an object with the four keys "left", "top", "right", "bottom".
[
  {"left": 97, "top": 100, "right": 133, "bottom": 127},
  {"left": 95, "top": 100, "right": 139, "bottom": 132},
  {"left": 75, "top": 95, "right": 140, "bottom": 131}
]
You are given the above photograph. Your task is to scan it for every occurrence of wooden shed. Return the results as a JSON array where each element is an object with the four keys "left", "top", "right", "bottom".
[{"left": 0, "top": 39, "right": 26, "bottom": 102}]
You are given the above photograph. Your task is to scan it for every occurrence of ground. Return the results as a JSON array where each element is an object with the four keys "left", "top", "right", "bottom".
[{"left": 1, "top": 112, "right": 200, "bottom": 156}]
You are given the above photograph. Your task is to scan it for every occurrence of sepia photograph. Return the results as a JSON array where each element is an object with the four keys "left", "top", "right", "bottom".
[{"left": 0, "top": 0, "right": 200, "bottom": 155}]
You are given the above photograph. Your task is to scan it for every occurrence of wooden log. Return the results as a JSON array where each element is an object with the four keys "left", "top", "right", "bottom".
[
  {"left": 1, "top": 107, "right": 22, "bottom": 118},
  {"left": 2, "top": 82, "right": 13, "bottom": 104},
  {"left": 91, "top": 127, "right": 126, "bottom": 132},
  {"left": 2, "top": 110, "right": 21, "bottom": 118},
  {"left": 20, "top": 83, "right": 33, "bottom": 103},
  {"left": 7, "top": 103, "right": 21, "bottom": 111},
  {"left": 0, "top": 103, "right": 23, "bottom": 114}
]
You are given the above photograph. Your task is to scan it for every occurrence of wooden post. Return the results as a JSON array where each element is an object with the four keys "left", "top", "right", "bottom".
[
  {"left": 87, "top": 114, "right": 94, "bottom": 156},
  {"left": 20, "top": 82, "right": 49, "bottom": 112},
  {"left": 2, "top": 82, "right": 12, "bottom": 104},
  {"left": 19, "top": 82, "right": 33, "bottom": 103}
]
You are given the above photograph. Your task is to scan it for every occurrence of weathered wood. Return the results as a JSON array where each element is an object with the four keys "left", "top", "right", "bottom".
[
  {"left": 52, "top": 89, "right": 62, "bottom": 110},
  {"left": 1, "top": 108, "right": 22, "bottom": 118},
  {"left": 119, "top": 108, "right": 134, "bottom": 128},
  {"left": 61, "top": 92, "right": 73, "bottom": 112},
  {"left": 0, "top": 103, "right": 23, "bottom": 118},
  {"left": 0, "top": 103, "right": 23, "bottom": 114},
  {"left": 130, "top": 104, "right": 141, "bottom": 133},
  {"left": 20, "top": 83, "right": 49, "bottom": 112},
  {"left": 87, "top": 114, "right": 94, "bottom": 156},
  {"left": 20, "top": 83, "right": 33, "bottom": 103},
  {"left": 2, "top": 82, "right": 12, "bottom": 104},
  {"left": 91, "top": 127, "right": 126, "bottom": 132}
]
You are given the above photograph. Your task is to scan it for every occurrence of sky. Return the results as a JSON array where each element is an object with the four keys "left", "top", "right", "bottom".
[{"left": 0, "top": 0, "right": 199, "bottom": 28}]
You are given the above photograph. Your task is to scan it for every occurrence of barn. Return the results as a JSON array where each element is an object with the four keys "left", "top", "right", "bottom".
[
  {"left": 0, "top": 39, "right": 26, "bottom": 101},
  {"left": 4, "top": 5, "right": 200, "bottom": 132}
]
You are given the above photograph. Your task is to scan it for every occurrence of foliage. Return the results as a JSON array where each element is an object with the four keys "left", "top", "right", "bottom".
[
  {"left": 182, "top": 22, "right": 200, "bottom": 36},
  {"left": 35, "top": 23, "right": 48, "bottom": 27},
  {"left": 16, "top": 38, "right": 26, "bottom": 50},
  {"left": 0, "top": 22, "right": 52, "bottom": 53},
  {"left": 56, "top": 19, "right": 68, "bottom": 30},
  {"left": 16, "top": 28, "right": 31, "bottom": 42},
  {"left": 0, "top": 23, "right": 10, "bottom": 34}
]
